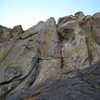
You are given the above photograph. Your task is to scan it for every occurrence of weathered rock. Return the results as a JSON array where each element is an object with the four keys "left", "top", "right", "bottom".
[
  {"left": 3, "top": 17, "right": 61, "bottom": 100},
  {"left": 75, "top": 11, "right": 85, "bottom": 22},
  {"left": 33, "top": 62, "right": 100, "bottom": 100},
  {"left": 39, "top": 17, "right": 61, "bottom": 59},
  {"left": 20, "top": 21, "right": 44, "bottom": 39},
  {"left": 0, "top": 12, "right": 100, "bottom": 100},
  {"left": 93, "top": 13, "right": 100, "bottom": 45},
  {"left": 0, "top": 25, "right": 12, "bottom": 41},
  {"left": 0, "top": 43, "right": 12, "bottom": 63},
  {"left": 32, "top": 59, "right": 61, "bottom": 85},
  {"left": 58, "top": 13, "right": 100, "bottom": 73},
  {"left": 11, "top": 25, "right": 23, "bottom": 38},
  {"left": 58, "top": 15, "right": 76, "bottom": 25},
  {"left": 81, "top": 16, "right": 100, "bottom": 64},
  {"left": 93, "top": 12, "right": 100, "bottom": 26},
  {"left": 58, "top": 20, "right": 90, "bottom": 72},
  {"left": 0, "top": 25, "right": 41, "bottom": 97},
  {"left": 0, "top": 39, "right": 39, "bottom": 97}
]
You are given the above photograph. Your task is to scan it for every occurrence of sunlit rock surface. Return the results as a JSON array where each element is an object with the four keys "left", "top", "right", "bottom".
[{"left": 0, "top": 12, "right": 100, "bottom": 100}]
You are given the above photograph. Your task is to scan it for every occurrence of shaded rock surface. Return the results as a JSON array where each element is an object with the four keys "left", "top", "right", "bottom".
[
  {"left": 34, "top": 62, "right": 100, "bottom": 100},
  {"left": 0, "top": 12, "right": 100, "bottom": 100}
]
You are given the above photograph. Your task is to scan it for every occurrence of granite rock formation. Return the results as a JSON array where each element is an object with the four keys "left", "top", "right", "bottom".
[{"left": 0, "top": 11, "right": 100, "bottom": 100}]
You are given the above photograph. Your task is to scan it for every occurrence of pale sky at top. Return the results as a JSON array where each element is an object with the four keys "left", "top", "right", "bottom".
[{"left": 0, "top": 0, "right": 100, "bottom": 30}]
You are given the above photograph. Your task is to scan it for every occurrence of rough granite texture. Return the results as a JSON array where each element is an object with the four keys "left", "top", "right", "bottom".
[{"left": 0, "top": 11, "right": 100, "bottom": 100}]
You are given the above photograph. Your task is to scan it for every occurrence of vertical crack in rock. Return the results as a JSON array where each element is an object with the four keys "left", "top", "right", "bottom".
[{"left": 60, "top": 44, "right": 64, "bottom": 69}]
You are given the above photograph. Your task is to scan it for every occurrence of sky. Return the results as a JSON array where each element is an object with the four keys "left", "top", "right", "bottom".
[{"left": 0, "top": 0, "right": 100, "bottom": 30}]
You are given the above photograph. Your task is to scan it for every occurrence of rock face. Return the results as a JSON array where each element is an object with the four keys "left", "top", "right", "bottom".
[{"left": 0, "top": 12, "right": 100, "bottom": 100}]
